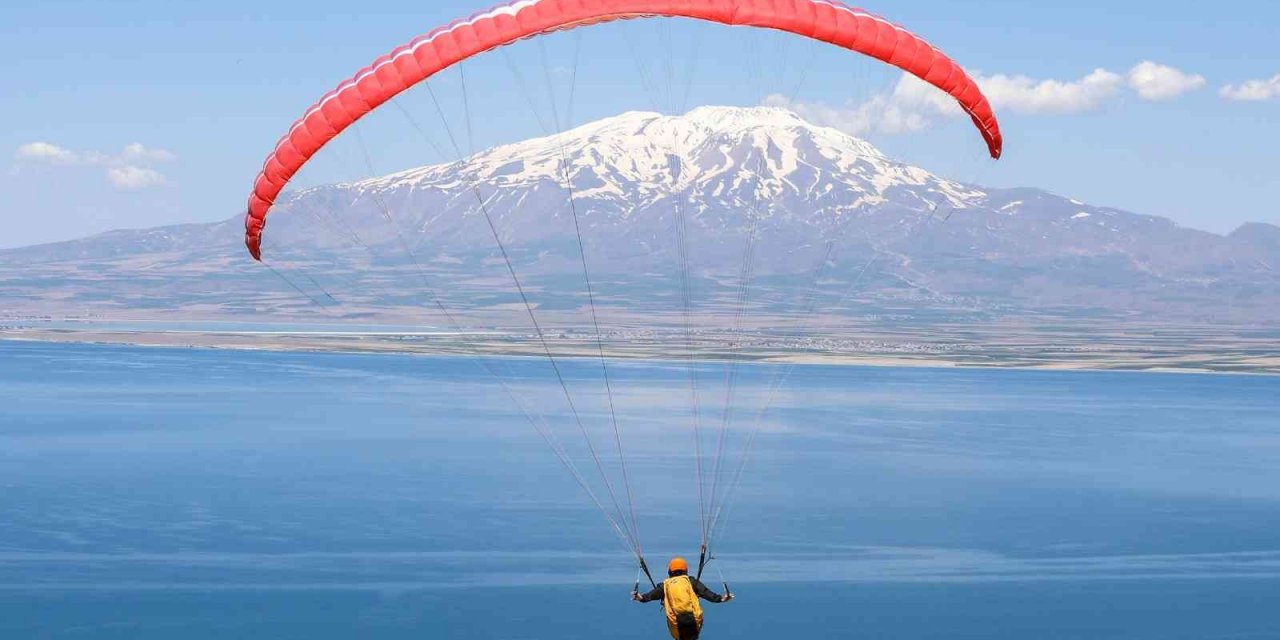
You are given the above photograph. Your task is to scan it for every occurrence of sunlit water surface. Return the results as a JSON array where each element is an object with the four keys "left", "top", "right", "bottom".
[{"left": 2, "top": 341, "right": 1277, "bottom": 639}]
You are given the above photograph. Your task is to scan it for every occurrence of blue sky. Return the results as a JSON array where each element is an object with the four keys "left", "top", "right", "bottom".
[{"left": 3, "top": 0, "right": 1278, "bottom": 248}]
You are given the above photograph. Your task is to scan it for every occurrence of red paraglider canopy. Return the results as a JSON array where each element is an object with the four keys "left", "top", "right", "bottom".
[{"left": 244, "top": 0, "right": 1004, "bottom": 260}]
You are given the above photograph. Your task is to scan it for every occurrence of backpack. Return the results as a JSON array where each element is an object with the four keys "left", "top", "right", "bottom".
[{"left": 662, "top": 575, "right": 704, "bottom": 637}]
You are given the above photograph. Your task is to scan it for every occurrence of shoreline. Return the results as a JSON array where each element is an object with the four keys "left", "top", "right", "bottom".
[{"left": 5, "top": 327, "right": 1277, "bottom": 376}]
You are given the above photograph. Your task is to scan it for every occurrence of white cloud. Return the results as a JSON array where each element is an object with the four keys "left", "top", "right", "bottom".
[
  {"left": 12, "top": 141, "right": 175, "bottom": 189},
  {"left": 765, "top": 68, "right": 1125, "bottom": 137},
  {"left": 15, "top": 142, "right": 78, "bottom": 164},
  {"left": 1220, "top": 73, "right": 1280, "bottom": 101},
  {"left": 1126, "top": 61, "right": 1205, "bottom": 101},
  {"left": 980, "top": 68, "right": 1125, "bottom": 114},
  {"left": 106, "top": 166, "right": 166, "bottom": 189},
  {"left": 764, "top": 91, "right": 929, "bottom": 137},
  {"left": 121, "top": 143, "right": 177, "bottom": 163},
  {"left": 766, "top": 61, "right": 1206, "bottom": 139},
  {"left": 764, "top": 74, "right": 966, "bottom": 137}
]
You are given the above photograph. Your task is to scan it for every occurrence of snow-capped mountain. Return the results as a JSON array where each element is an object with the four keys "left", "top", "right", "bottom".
[
  {"left": 2, "top": 106, "right": 1278, "bottom": 324},
  {"left": 271, "top": 106, "right": 979, "bottom": 255},
  {"left": 356, "top": 105, "right": 974, "bottom": 209}
]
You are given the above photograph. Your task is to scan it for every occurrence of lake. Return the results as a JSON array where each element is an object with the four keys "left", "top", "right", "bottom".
[{"left": 2, "top": 340, "right": 1278, "bottom": 639}]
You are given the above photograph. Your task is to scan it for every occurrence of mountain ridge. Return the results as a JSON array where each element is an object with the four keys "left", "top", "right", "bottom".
[{"left": 2, "top": 106, "right": 1278, "bottom": 325}]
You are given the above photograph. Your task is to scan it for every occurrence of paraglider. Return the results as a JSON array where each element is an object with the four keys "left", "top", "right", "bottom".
[
  {"left": 242, "top": 2, "right": 1002, "bottom": 636},
  {"left": 633, "top": 556, "right": 733, "bottom": 640}
]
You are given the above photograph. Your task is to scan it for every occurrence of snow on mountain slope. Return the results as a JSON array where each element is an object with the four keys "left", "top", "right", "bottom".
[
  {"left": 358, "top": 106, "right": 951, "bottom": 201},
  {"left": 307, "top": 106, "right": 979, "bottom": 232}
]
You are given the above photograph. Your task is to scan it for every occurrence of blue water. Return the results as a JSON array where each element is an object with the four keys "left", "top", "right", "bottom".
[{"left": 2, "top": 341, "right": 1278, "bottom": 639}]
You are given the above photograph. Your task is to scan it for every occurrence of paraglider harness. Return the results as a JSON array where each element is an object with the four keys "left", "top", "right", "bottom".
[
  {"left": 665, "top": 575, "right": 702, "bottom": 637},
  {"left": 633, "top": 546, "right": 732, "bottom": 599},
  {"left": 633, "top": 547, "right": 732, "bottom": 640}
]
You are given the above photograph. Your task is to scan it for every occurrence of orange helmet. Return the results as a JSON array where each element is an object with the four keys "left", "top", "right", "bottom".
[{"left": 667, "top": 557, "right": 689, "bottom": 574}]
